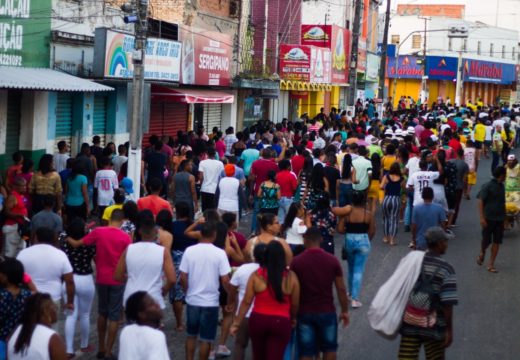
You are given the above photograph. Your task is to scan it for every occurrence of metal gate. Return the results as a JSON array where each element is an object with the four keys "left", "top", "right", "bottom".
[
  {"left": 202, "top": 103, "right": 222, "bottom": 132},
  {"left": 143, "top": 101, "right": 188, "bottom": 147},
  {"left": 5, "top": 91, "right": 21, "bottom": 168},
  {"left": 93, "top": 95, "right": 108, "bottom": 147},
  {"left": 55, "top": 93, "right": 73, "bottom": 154}
]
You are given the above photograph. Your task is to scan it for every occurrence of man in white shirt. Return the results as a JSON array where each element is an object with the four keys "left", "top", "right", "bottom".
[
  {"left": 352, "top": 147, "right": 372, "bottom": 192},
  {"left": 54, "top": 140, "right": 70, "bottom": 174},
  {"left": 94, "top": 157, "right": 119, "bottom": 215},
  {"left": 119, "top": 291, "right": 170, "bottom": 360},
  {"left": 199, "top": 148, "right": 224, "bottom": 211},
  {"left": 223, "top": 127, "right": 238, "bottom": 157},
  {"left": 17, "top": 227, "right": 75, "bottom": 311},
  {"left": 180, "top": 221, "right": 231, "bottom": 360},
  {"left": 406, "top": 160, "right": 440, "bottom": 207},
  {"left": 112, "top": 144, "right": 128, "bottom": 176}
]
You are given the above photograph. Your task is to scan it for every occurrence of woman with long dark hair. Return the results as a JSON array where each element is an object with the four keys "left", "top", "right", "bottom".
[
  {"left": 297, "top": 155, "right": 314, "bottom": 202},
  {"left": 7, "top": 293, "right": 67, "bottom": 359},
  {"left": 282, "top": 202, "right": 310, "bottom": 255},
  {"left": 310, "top": 193, "right": 337, "bottom": 254},
  {"left": 337, "top": 154, "right": 357, "bottom": 206},
  {"left": 258, "top": 170, "right": 280, "bottom": 215},
  {"left": 29, "top": 154, "right": 62, "bottom": 214},
  {"left": 64, "top": 160, "right": 90, "bottom": 222},
  {"left": 230, "top": 241, "right": 300, "bottom": 360},
  {"left": 380, "top": 162, "right": 404, "bottom": 245},
  {"left": 303, "top": 163, "right": 329, "bottom": 211},
  {"left": 367, "top": 153, "right": 383, "bottom": 214}
]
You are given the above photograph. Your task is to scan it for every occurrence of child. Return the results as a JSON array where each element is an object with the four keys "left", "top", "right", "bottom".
[{"left": 281, "top": 202, "right": 311, "bottom": 256}]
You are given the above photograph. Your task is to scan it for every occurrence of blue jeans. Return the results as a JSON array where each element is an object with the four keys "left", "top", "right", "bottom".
[
  {"left": 297, "top": 313, "right": 338, "bottom": 356},
  {"left": 344, "top": 233, "right": 371, "bottom": 301},
  {"left": 186, "top": 304, "right": 219, "bottom": 342},
  {"left": 0, "top": 340, "right": 5, "bottom": 360},
  {"left": 251, "top": 196, "right": 261, "bottom": 233},
  {"left": 338, "top": 183, "right": 353, "bottom": 207},
  {"left": 404, "top": 189, "right": 414, "bottom": 227},
  {"left": 278, "top": 197, "right": 293, "bottom": 224}
]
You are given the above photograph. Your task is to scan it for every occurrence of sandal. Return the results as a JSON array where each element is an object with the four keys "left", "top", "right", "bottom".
[
  {"left": 476, "top": 254, "right": 484, "bottom": 266},
  {"left": 487, "top": 267, "right": 499, "bottom": 273}
]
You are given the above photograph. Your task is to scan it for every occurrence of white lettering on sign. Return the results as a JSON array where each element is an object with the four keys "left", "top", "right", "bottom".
[
  {"left": 198, "top": 54, "right": 229, "bottom": 71},
  {"left": 0, "top": 0, "right": 30, "bottom": 18},
  {"left": 0, "top": 22, "right": 23, "bottom": 51}
]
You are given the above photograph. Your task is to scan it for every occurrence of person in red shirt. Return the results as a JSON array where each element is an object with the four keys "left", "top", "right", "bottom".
[
  {"left": 6, "top": 151, "right": 24, "bottom": 191},
  {"left": 291, "top": 145, "right": 306, "bottom": 177},
  {"left": 137, "top": 177, "right": 173, "bottom": 217},
  {"left": 249, "top": 149, "right": 279, "bottom": 233},
  {"left": 419, "top": 122, "right": 434, "bottom": 147},
  {"left": 276, "top": 159, "right": 298, "bottom": 224}
]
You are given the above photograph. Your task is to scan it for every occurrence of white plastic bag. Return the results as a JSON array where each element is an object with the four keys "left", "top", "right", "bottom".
[{"left": 367, "top": 250, "right": 426, "bottom": 338}]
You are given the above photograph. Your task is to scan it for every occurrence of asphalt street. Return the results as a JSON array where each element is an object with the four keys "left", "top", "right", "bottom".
[{"left": 68, "top": 152, "right": 520, "bottom": 360}]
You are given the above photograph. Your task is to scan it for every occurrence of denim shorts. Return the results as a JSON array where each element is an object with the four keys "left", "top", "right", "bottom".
[
  {"left": 96, "top": 284, "right": 125, "bottom": 321},
  {"left": 186, "top": 304, "right": 219, "bottom": 342},
  {"left": 297, "top": 312, "right": 338, "bottom": 356}
]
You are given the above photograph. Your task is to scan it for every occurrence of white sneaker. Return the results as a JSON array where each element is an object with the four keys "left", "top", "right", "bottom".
[
  {"left": 351, "top": 300, "right": 363, "bottom": 308},
  {"left": 216, "top": 345, "right": 232, "bottom": 357},
  {"left": 208, "top": 350, "right": 216, "bottom": 360}
]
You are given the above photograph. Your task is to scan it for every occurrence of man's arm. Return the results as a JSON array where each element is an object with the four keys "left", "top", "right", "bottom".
[
  {"left": 478, "top": 198, "right": 487, "bottom": 228},
  {"left": 162, "top": 249, "right": 176, "bottom": 295},
  {"left": 334, "top": 275, "right": 350, "bottom": 328},
  {"left": 443, "top": 305, "right": 454, "bottom": 348},
  {"left": 180, "top": 272, "right": 188, "bottom": 292},
  {"left": 189, "top": 175, "right": 199, "bottom": 212}
]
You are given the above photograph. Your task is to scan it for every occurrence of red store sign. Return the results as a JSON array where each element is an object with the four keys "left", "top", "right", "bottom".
[
  {"left": 279, "top": 44, "right": 311, "bottom": 82},
  {"left": 180, "top": 27, "right": 232, "bottom": 86}
]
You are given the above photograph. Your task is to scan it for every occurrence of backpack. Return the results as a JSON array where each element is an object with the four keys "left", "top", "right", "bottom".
[{"left": 402, "top": 265, "right": 441, "bottom": 328}]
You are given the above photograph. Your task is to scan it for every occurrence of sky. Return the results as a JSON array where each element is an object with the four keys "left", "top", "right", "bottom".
[{"left": 382, "top": 0, "right": 520, "bottom": 31}]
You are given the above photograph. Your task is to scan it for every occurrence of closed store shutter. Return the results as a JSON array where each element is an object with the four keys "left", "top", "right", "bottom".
[
  {"left": 93, "top": 95, "right": 108, "bottom": 146},
  {"left": 203, "top": 103, "right": 222, "bottom": 132},
  {"left": 5, "top": 91, "right": 21, "bottom": 168},
  {"left": 55, "top": 93, "right": 73, "bottom": 153},
  {"left": 143, "top": 101, "right": 188, "bottom": 147}
]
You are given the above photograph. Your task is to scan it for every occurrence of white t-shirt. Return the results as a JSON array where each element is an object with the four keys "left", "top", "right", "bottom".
[
  {"left": 285, "top": 217, "right": 307, "bottom": 245},
  {"left": 112, "top": 155, "right": 128, "bottom": 175},
  {"left": 230, "top": 263, "right": 259, "bottom": 317},
  {"left": 484, "top": 126, "right": 493, "bottom": 141},
  {"left": 218, "top": 177, "right": 240, "bottom": 212},
  {"left": 94, "top": 169, "right": 119, "bottom": 206},
  {"left": 179, "top": 243, "right": 231, "bottom": 307},
  {"left": 199, "top": 159, "right": 224, "bottom": 194},
  {"left": 407, "top": 171, "right": 440, "bottom": 206},
  {"left": 17, "top": 244, "right": 73, "bottom": 301},
  {"left": 119, "top": 324, "right": 170, "bottom": 360},
  {"left": 406, "top": 157, "right": 421, "bottom": 177},
  {"left": 54, "top": 152, "right": 70, "bottom": 174},
  {"left": 8, "top": 324, "right": 55, "bottom": 360}
]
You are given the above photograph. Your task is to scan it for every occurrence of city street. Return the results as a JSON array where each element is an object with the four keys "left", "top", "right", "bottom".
[{"left": 67, "top": 153, "right": 520, "bottom": 360}]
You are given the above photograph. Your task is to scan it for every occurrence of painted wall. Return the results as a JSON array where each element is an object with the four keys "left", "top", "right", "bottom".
[{"left": 19, "top": 92, "right": 49, "bottom": 162}]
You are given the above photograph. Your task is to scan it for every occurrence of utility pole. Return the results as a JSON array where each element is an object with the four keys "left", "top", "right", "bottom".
[
  {"left": 378, "top": 0, "right": 391, "bottom": 101},
  {"left": 348, "top": 0, "right": 363, "bottom": 107},
  {"left": 128, "top": 0, "right": 149, "bottom": 200},
  {"left": 418, "top": 16, "right": 430, "bottom": 105}
]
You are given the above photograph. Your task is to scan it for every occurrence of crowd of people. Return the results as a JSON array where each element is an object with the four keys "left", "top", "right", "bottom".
[{"left": 0, "top": 96, "right": 518, "bottom": 360}]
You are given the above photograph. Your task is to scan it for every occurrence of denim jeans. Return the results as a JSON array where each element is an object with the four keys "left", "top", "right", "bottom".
[
  {"left": 278, "top": 197, "right": 293, "bottom": 224},
  {"left": 338, "top": 183, "right": 353, "bottom": 207},
  {"left": 404, "top": 189, "right": 414, "bottom": 227},
  {"left": 297, "top": 312, "right": 338, "bottom": 356},
  {"left": 186, "top": 304, "right": 219, "bottom": 342},
  {"left": 344, "top": 233, "right": 371, "bottom": 301},
  {"left": 251, "top": 196, "right": 260, "bottom": 233}
]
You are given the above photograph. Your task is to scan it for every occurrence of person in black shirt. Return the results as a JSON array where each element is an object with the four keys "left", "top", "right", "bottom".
[{"left": 145, "top": 141, "right": 167, "bottom": 198}]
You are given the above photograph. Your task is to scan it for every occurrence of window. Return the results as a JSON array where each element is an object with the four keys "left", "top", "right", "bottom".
[
  {"left": 391, "top": 35, "right": 400, "bottom": 44},
  {"left": 502, "top": 45, "right": 506, "bottom": 58},
  {"left": 477, "top": 41, "right": 481, "bottom": 55},
  {"left": 463, "top": 39, "right": 467, "bottom": 51},
  {"left": 490, "top": 43, "right": 494, "bottom": 57},
  {"left": 412, "top": 34, "right": 421, "bottom": 49},
  {"left": 448, "top": 38, "right": 453, "bottom": 51}
]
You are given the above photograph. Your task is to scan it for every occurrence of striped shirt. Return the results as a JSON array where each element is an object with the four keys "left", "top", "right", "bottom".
[{"left": 400, "top": 253, "right": 458, "bottom": 341}]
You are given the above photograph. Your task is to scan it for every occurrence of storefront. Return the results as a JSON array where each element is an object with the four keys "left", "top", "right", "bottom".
[{"left": 233, "top": 79, "right": 280, "bottom": 129}]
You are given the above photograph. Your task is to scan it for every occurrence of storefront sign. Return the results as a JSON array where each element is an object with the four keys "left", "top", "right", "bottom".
[
  {"left": 180, "top": 27, "right": 232, "bottom": 86},
  {"left": 426, "top": 56, "right": 457, "bottom": 80},
  {"left": 0, "top": 0, "right": 51, "bottom": 67},
  {"left": 310, "top": 47, "right": 331, "bottom": 83},
  {"left": 357, "top": 39, "right": 367, "bottom": 73},
  {"left": 463, "top": 59, "right": 516, "bottom": 84},
  {"left": 279, "top": 44, "right": 311, "bottom": 82},
  {"left": 387, "top": 55, "right": 423, "bottom": 78},
  {"left": 100, "top": 30, "right": 182, "bottom": 81},
  {"left": 365, "top": 53, "right": 380, "bottom": 82},
  {"left": 289, "top": 91, "right": 309, "bottom": 99},
  {"left": 301, "top": 25, "right": 332, "bottom": 48}
]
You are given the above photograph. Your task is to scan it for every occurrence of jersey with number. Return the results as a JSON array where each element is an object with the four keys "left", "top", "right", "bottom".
[
  {"left": 94, "top": 169, "right": 119, "bottom": 206},
  {"left": 407, "top": 171, "right": 440, "bottom": 206}
]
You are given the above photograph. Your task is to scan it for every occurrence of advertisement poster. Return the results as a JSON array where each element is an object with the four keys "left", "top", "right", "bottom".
[
  {"left": 330, "top": 25, "right": 350, "bottom": 84},
  {"left": 0, "top": 0, "right": 51, "bottom": 67},
  {"left": 365, "top": 53, "right": 380, "bottom": 82},
  {"left": 426, "top": 56, "right": 457, "bottom": 80},
  {"left": 387, "top": 56, "right": 424, "bottom": 79},
  {"left": 310, "top": 47, "right": 331, "bottom": 83},
  {"left": 104, "top": 31, "right": 181, "bottom": 81},
  {"left": 462, "top": 59, "right": 516, "bottom": 84},
  {"left": 279, "top": 44, "right": 311, "bottom": 82},
  {"left": 180, "top": 27, "right": 232, "bottom": 86},
  {"left": 301, "top": 24, "right": 332, "bottom": 48},
  {"left": 357, "top": 39, "right": 367, "bottom": 73}
]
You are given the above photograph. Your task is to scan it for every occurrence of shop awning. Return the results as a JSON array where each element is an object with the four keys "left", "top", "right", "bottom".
[
  {"left": 152, "top": 86, "right": 234, "bottom": 103},
  {"left": 0, "top": 67, "right": 113, "bottom": 92}
]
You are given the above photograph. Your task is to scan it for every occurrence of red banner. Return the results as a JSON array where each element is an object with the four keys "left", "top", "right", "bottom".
[
  {"left": 180, "top": 27, "right": 232, "bottom": 86},
  {"left": 301, "top": 25, "right": 332, "bottom": 48},
  {"left": 279, "top": 44, "right": 311, "bottom": 82}
]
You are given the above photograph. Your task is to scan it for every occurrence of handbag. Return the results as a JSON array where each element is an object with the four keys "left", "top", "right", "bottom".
[{"left": 402, "top": 266, "right": 441, "bottom": 328}]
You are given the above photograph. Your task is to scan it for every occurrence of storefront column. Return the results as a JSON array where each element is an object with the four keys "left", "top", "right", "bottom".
[
  {"left": 221, "top": 90, "right": 238, "bottom": 130},
  {"left": 19, "top": 91, "right": 49, "bottom": 163}
]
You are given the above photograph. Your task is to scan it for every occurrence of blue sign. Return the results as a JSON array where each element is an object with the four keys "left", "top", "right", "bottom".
[
  {"left": 426, "top": 56, "right": 458, "bottom": 80},
  {"left": 462, "top": 59, "right": 516, "bottom": 84},
  {"left": 387, "top": 56, "right": 423, "bottom": 79}
]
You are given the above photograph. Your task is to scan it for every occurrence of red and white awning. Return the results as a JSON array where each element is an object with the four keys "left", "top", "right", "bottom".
[{"left": 152, "top": 86, "right": 234, "bottom": 104}]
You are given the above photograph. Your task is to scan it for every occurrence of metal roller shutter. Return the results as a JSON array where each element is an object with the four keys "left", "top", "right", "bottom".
[
  {"left": 93, "top": 95, "right": 108, "bottom": 146},
  {"left": 143, "top": 101, "right": 188, "bottom": 146},
  {"left": 203, "top": 103, "right": 222, "bottom": 132},
  {"left": 5, "top": 91, "right": 21, "bottom": 168},
  {"left": 55, "top": 93, "right": 73, "bottom": 153}
]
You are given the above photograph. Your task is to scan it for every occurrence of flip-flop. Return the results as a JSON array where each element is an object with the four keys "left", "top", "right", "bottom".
[
  {"left": 476, "top": 254, "right": 484, "bottom": 266},
  {"left": 487, "top": 267, "right": 499, "bottom": 273}
]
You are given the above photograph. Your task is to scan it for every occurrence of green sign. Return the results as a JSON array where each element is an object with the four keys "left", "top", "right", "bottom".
[{"left": 0, "top": 0, "right": 51, "bottom": 67}]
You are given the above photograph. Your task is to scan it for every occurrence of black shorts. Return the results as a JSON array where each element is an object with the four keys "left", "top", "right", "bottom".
[
  {"left": 482, "top": 220, "right": 504, "bottom": 245},
  {"left": 97, "top": 284, "right": 125, "bottom": 321},
  {"left": 446, "top": 192, "right": 456, "bottom": 211},
  {"left": 474, "top": 141, "right": 483, "bottom": 150}
]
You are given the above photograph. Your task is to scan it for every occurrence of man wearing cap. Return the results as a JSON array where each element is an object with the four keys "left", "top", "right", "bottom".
[
  {"left": 120, "top": 177, "right": 134, "bottom": 202},
  {"left": 399, "top": 227, "right": 457, "bottom": 359}
]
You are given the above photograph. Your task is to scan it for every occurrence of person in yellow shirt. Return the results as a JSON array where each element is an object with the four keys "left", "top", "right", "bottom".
[
  {"left": 101, "top": 188, "right": 125, "bottom": 225},
  {"left": 473, "top": 119, "right": 486, "bottom": 153}
]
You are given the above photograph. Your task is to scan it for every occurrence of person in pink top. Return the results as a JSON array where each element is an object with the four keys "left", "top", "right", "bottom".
[
  {"left": 215, "top": 131, "right": 226, "bottom": 159},
  {"left": 67, "top": 209, "right": 131, "bottom": 360}
]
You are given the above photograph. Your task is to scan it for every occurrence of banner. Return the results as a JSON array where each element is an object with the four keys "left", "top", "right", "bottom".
[
  {"left": 357, "top": 39, "right": 367, "bottom": 73},
  {"left": 310, "top": 46, "right": 331, "bottom": 83},
  {"left": 279, "top": 44, "right": 311, "bottom": 82},
  {"left": 301, "top": 25, "right": 332, "bottom": 48},
  {"left": 387, "top": 56, "right": 423, "bottom": 79},
  {"left": 426, "top": 56, "right": 457, "bottom": 80},
  {"left": 366, "top": 53, "right": 380, "bottom": 82},
  {"left": 463, "top": 59, "right": 516, "bottom": 84},
  {"left": 180, "top": 27, "right": 232, "bottom": 86},
  {"left": 102, "top": 31, "right": 182, "bottom": 81},
  {"left": 0, "top": 0, "right": 51, "bottom": 67}
]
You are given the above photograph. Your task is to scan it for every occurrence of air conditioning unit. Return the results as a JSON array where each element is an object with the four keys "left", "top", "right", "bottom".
[{"left": 230, "top": 0, "right": 239, "bottom": 18}]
